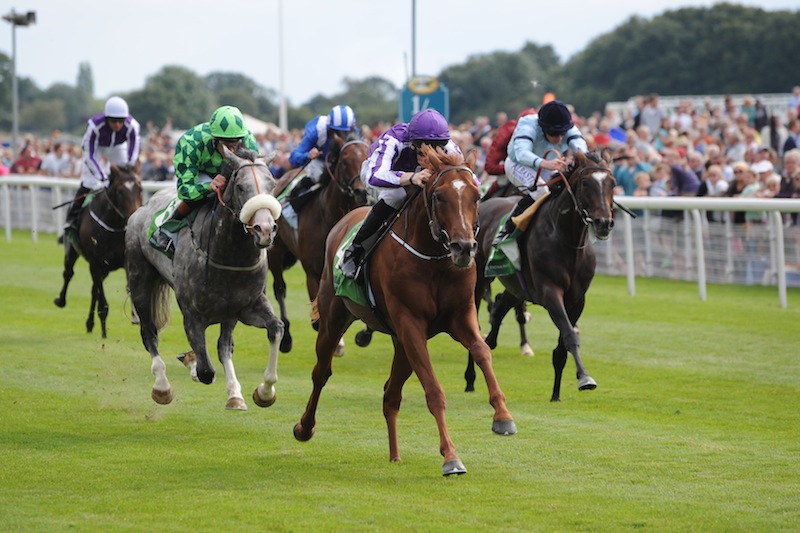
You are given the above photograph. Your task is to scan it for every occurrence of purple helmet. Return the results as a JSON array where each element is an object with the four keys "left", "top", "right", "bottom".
[
  {"left": 408, "top": 109, "right": 450, "bottom": 141},
  {"left": 537, "top": 100, "right": 574, "bottom": 134}
]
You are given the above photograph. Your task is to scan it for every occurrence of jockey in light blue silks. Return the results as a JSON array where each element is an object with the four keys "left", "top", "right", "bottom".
[
  {"left": 340, "top": 108, "right": 474, "bottom": 279},
  {"left": 495, "top": 99, "right": 588, "bottom": 243}
]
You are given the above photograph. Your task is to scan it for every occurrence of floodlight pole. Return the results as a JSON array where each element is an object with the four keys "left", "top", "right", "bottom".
[{"left": 3, "top": 9, "right": 36, "bottom": 158}]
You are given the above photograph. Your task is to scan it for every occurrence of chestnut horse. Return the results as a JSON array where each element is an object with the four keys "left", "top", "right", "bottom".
[
  {"left": 466, "top": 151, "right": 617, "bottom": 401},
  {"left": 294, "top": 146, "right": 516, "bottom": 477},
  {"left": 268, "top": 135, "right": 369, "bottom": 353},
  {"left": 54, "top": 165, "right": 143, "bottom": 338}
]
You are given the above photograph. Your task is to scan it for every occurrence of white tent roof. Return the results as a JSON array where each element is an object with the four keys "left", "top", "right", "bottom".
[{"left": 244, "top": 114, "right": 280, "bottom": 135}]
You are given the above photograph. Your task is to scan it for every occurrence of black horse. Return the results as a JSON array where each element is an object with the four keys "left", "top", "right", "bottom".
[
  {"left": 54, "top": 165, "right": 143, "bottom": 338},
  {"left": 466, "top": 151, "right": 616, "bottom": 401}
]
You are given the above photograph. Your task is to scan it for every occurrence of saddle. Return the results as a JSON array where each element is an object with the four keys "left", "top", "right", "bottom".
[{"left": 486, "top": 191, "right": 551, "bottom": 277}]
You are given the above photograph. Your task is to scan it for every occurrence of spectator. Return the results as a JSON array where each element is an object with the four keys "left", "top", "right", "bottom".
[
  {"left": 778, "top": 148, "right": 800, "bottom": 199},
  {"left": 638, "top": 93, "right": 664, "bottom": 140},
  {"left": 783, "top": 119, "right": 799, "bottom": 154},
  {"left": 10, "top": 143, "right": 42, "bottom": 174},
  {"left": 40, "top": 142, "right": 72, "bottom": 177}
]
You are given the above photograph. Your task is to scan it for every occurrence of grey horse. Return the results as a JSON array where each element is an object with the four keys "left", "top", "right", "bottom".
[{"left": 125, "top": 147, "right": 284, "bottom": 410}]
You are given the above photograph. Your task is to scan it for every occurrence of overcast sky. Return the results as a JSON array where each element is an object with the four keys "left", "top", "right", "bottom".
[{"left": 1, "top": 1, "right": 795, "bottom": 106}]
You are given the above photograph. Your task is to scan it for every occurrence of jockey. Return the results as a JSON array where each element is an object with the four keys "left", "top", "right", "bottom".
[
  {"left": 495, "top": 99, "right": 588, "bottom": 243},
  {"left": 340, "top": 108, "right": 473, "bottom": 279},
  {"left": 482, "top": 107, "right": 536, "bottom": 199},
  {"left": 62, "top": 96, "right": 141, "bottom": 239},
  {"left": 149, "top": 105, "right": 260, "bottom": 256},
  {"left": 289, "top": 104, "right": 358, "bottom": 185}
]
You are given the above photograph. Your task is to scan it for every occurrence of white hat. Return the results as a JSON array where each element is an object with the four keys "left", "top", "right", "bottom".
[{"left": 750, "top": 160, "right": 773, "bottom": 174}]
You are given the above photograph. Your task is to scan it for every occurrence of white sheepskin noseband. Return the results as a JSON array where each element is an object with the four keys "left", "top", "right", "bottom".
[{"left": 239, "top": 194, "right": 282, "bottom": 223}]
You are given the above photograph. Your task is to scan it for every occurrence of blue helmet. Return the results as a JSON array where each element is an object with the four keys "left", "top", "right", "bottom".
[
  {"left": 408, "top": 109, "right": 450, "bottom": 141},
  {"left": 328, "top": 105, "right": 356, "bottom": 132},
  {"left": 537, "top": 100, "right": 574, "bottom": 135}
]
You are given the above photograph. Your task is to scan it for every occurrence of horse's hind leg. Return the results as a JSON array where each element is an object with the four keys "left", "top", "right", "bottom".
[
  {"left": 239, "top": 295, "right": 284, "bottom": 408},
  {"left": 183, "top": 315, "right": 214, "bottom": 385},
  {"left": 54, "top": 245, "right": 79, "bottom": 308},
  {"left": 90, "top": 266, "right": 110, "bottom": 338},
  {"left": 217, "top": 320, "right": 247, "bottom": 410}
]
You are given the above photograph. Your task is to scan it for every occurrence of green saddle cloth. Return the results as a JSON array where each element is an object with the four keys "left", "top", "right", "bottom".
[
  {"left": 333, "top": 221, "right": 370, "bottom": 308},
  {"left": 485, "top": 213, "right": 521, "bottom": 277},
  {"left": 146, "top": 196, "right": 198, "bottom": 242}
]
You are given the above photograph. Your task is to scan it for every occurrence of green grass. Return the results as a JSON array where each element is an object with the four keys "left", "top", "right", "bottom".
[{"left": 1, "top": 229, "right": 799, "bottom": 532}]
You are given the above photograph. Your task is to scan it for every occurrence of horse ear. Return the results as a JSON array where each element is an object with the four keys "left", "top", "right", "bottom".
[
  {"left": 264, "top": 151, "right": 277, "bottom": 167},
  {"left": 464, "top": 148, "right": 478, "bottom": 171}
]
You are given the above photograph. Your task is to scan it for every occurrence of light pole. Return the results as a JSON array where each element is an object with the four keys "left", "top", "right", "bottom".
[{"left": 2, "top": 9, "right": 36, "bottom": 158}]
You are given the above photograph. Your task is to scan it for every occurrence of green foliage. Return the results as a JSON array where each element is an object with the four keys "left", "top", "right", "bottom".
[
  {"left": 126, "top": 65, "right": 215, "bottom": 130},
  {"left": 1, "top": 230, "right": 799, "bottom": 530}
]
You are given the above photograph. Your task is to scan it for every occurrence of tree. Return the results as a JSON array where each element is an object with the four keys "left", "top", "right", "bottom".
[{"left": 125, "top": 66, "right": 214, "bottom": 130}]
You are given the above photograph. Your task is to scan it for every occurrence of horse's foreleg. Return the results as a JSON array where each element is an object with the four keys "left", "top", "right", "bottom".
[
  {"left": 91, "top": 266, "right": 110, "bottom": 339},
  {"left": 239, "top": 295, "right": 284, "bottom": 408},
  {"left": 86, "top": 283, "right": 98, "bottom": 334},
  {"left": 217, "top": 320, "right": 246, "bottom": 410},
  {"left": 543, "top": 289, "right": 595, "bottom": 401},
  {"left": 551, "top": 337, "right": 568, "bottom": 402},
  {"left": 396, "top": 325, "right": 465, "bottom": 476},
  {"left": 272, "top": 269, "right": 293, "bottom": 353},
  {"left": 514, "top": 300, "right": 533, "bottom": 357},
  {"left": 183, "top": 316, "right": 214, "bottom": 385},
  {"left": 54, "top": 246, "right": 79, "bottom": 308},
  {"left": 383, "top": 339, "right": 414, "bottom": 462},
  {"left": 294, "top": 293, "right": 351, "bottom": 441}
]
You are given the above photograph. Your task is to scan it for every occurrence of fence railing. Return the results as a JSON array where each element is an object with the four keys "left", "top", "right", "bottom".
[{"left": 3, "top": 175, "right": 800, "bottom": 307}]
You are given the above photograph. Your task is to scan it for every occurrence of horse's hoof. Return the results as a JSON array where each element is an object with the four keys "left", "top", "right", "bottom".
[
  {"left": 53, "top": 297, "right": 65, "bottom": 308},
  {"left": 279, "top": 335, "right": 293, "bottom": 353},
  {"left": 464, "top": 385, "right": 475, "bottom": 393},
  {"left": 520, "top": 343, "right": 534, "bottom": 357},
  {"left": 151, "top": 388, "right": 173, "bottom": 405},
  {"left": 578, "top": 376, "right": 597, "bottom": 391},
  {"left": 492, "top": 419, "right": 517, "bottom": 436},
  {"left": 442, "top": 459, "right": 467, "bottom": 476},
  {"left": 252, "top": 388, "right": 276, "bottom": 408},
  {"left": 226, "top": 397, "right": 248, "bottom": 411},
  {"left": 334, "top": 342, "right": 346, "bottom": 358},
  {"left": 354, "top": 329, "right": 372, "bottom": 347},
  {"left": 293, "top": 422, "right": 314, "bottom": 442},
  {"left": 176, "top": 350, "right": 195, "bottom": 366}
]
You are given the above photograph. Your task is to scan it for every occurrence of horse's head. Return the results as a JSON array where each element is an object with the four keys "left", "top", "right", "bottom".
[
  {"left": 107, "top": 165, "right": 143, "bottom": 220},
  {"left": 563, "top": 151, "right": 616, "bottom": 240},
  {"left": 326, "top": 135, "right": 369, "bottom": 206},
  {"left": 221, "top": 146, "right": 282, "bottom": 249},
  {"left": 419, "top": 144, "right": 481, "bottom": 268}
]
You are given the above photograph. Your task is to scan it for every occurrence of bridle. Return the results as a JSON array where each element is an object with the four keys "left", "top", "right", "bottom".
[
  {"left": 90, "top": 174, "right": 141, "bottom": 233},
  {"left": 217, "top": 159, "right": 274, "bottom": 235},
  {"left": 423, "top": 165, "right": 480, "bottom": 249},
  {"left": 324, "top": 139, "right": 368, "bottom": 199}
]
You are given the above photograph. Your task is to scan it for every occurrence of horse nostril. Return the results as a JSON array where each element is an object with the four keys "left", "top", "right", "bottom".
[
  {"left": 470, "top": 242, "right": 478, "bottom": 255},
  {"left": 608, "top": 218, "right": 615, "bottom": 229}
]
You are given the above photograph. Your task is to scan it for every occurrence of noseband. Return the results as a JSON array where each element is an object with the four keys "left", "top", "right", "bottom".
[
  {"left": 424, "top": 165, "right": 480, "bottom": 249},
  {"left": 324, "top": 140, "right": 369, "bottom": 198},
  {"left": 548, "top": 164, "right": 613, "bottom": 227},
  {"left": 219, "top": 160, "right": 274, "bottom": 235},
  {"left": 91, "top": 175, "right": 141, "bottom": 232}
]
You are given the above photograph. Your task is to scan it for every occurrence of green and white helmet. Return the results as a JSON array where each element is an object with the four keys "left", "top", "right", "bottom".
[{"left": 209, "top": 105, "right": 247, "bottom": 139}]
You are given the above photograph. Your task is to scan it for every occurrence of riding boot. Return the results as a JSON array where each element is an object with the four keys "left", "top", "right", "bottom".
[
  {"left": 341, "top": 199, "right": 397, "bottom": 279},
  {"left": 493, "top": 194, "right": 535, "bottom": 245},
  {"left": 149, "top": 201, "right": 191, "bottom": 258},
  {"left": 60, "top": 186, "right": 91, "bottom": 242}
]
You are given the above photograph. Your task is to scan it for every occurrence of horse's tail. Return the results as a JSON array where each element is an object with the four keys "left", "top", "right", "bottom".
[{"left": 151, "top": 278, "right": 172, "bottom": 332}]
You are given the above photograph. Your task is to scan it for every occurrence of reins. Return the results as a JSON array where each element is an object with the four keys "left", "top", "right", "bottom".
[{"left": 324, "top": 140, "right": 368, "bottom": 198}]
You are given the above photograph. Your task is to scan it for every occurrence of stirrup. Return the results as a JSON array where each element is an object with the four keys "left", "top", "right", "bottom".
[
  {"left": 341, "top": 248, "right": 362, "bottom": 280},
  {"left": 149, "top": 229, "right": 175, "bottom": 258}
]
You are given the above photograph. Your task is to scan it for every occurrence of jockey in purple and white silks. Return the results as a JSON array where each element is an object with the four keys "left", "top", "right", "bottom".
[
  {"left": 495, "top": 100, "right": 588, "bottom": 243},
  {"left": 289, "top": 105, "right": 358, "bottom": 184},
  {"left": 340, "top": 108, "right": 473, "bottom": 279},
  {"left": 62, "top": 96, "right": 141, "bottom": 238}
]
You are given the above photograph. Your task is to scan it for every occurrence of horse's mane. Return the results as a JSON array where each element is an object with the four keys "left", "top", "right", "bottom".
[
  {"left": 564, "top": 151, "right": 605, "bottom": 179},
  {"left": 421, "top": 145, "right": 464, "bottom": 172}
]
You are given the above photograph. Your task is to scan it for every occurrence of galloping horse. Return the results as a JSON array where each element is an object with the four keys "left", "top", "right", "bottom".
[
  {"left": 465, "top": 151, "right": 616, "bottom": 401},
  {"left": 268, "top": 135, "right": 369, "bottom": 353},
  {"left": 125, "top": 147, "right": 284, "bottom": 410},
  {"left": 294, "top": 146, "right": 516, "bottom": 476},
  {"left": 54, "top": 165, "right": 143, "bottom": 338}
]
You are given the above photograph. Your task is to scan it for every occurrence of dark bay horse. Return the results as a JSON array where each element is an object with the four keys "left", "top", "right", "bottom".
[
  {"left": 268, "top": 135, "right": 369, "bottom": 353},
  {"left": 294, "top": 145, "right": 516, "bottom": 476},
  {"left": 125, "top": 147, "right": 284, "bottom": 410},
  {"left": 54, "top": 165, "right": 143, "bottom": 338},
  {"left": 466, "top": 151, "right": 616, "bottom": 402}
]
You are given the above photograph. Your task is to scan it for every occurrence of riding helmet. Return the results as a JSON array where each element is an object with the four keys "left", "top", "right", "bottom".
[
  {"left": 537, "top": 100, "right": 574, "bottom": 135},
  {"left": 328, "top": 105, "right": 357, "bottom": 132},
  {"left": 408, "top": 109, "right": 450, "bottom": 141},
  {"left": 104, "top": 96, "right": 129, "bottom": 119},
  {"left": 210, "top": 105, "right": 247, "bottom": 139}
]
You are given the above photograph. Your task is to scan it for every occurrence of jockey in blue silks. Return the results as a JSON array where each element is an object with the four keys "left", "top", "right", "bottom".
[{"left": 289, "top": 104, "right": 358, "bottom": 184}]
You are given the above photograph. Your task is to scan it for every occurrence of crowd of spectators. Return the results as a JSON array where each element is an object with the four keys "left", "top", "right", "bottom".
[{"left": 3, "top": 88, "right": 799, "bottom": 230}]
